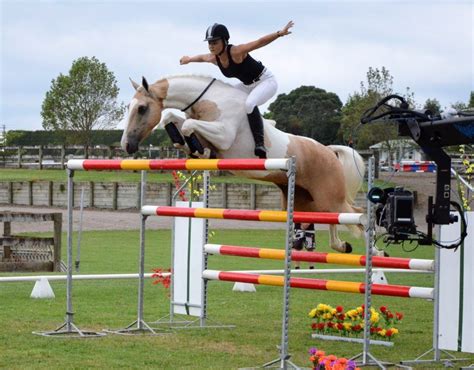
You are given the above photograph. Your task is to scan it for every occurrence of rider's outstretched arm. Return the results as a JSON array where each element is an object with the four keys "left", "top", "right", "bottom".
[
  {"left": 180, "top": 54, "right": 216, "bottom": 65},
  {"left": 232, "top": 20, "right": 294, "bottom": 55}
]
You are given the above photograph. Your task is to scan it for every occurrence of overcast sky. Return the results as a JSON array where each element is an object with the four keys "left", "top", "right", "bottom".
[{"left": 1, "top": 0, "right": 472, "bottom": 132}]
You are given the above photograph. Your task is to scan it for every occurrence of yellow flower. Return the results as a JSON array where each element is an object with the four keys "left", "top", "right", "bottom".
[
  {"left": 347, "top": 309, "right": 360, "bottom": 320},
  {"left": 308, "top": 308, "right": 317, "bottom": 318},
  {"left": 379, "top": 329, "right": 386, "bottom": 337},
  {"left": 391, "top": 328, "right": 399, "bottom": 335},
  {"left": 356, "top": 306, "right": 363, "bottom": 314},
  {"left": 317, "top": 303, "right": 332, "bottom": 312},
  {"left": 343, "top": 322, "right": 352, "bottom": 330},
  {"left": 370, "top": 309, "right": 380, "bottom": 324}
]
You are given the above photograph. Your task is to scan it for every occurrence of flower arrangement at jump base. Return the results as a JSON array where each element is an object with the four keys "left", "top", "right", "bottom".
[
  {"left": 151, "top": 268, "right": 172, "bottom": 296},
  {"left": 309, "top": 348, "right": 360, "bottom": 370},
  {"left": 308, "top": 303, "right": 403, "bottom": 341},
  {"left": 171, "top": 170, "right": 217, "bottom": 239},
  {"left": 171, "top": 170, "right": 218, "bottom": 202}
]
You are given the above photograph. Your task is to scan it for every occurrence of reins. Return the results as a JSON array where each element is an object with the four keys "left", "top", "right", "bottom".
[{"left": 181, "top": 78, "right": 217, "bottom": 112}]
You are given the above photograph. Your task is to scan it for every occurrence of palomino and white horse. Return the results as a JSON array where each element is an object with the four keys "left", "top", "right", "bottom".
[{"left": 121, "top": 75, "right": 365, "bottom": 253}]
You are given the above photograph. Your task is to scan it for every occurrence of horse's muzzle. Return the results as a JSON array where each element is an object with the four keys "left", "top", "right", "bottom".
[{"left": 126, "top": 142, "right": 139, "bottom": 154}]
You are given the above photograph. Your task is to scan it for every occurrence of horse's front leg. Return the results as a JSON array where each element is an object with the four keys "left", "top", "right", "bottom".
[
  {"left": 159, "top": 112, "right": 192, "bottom": 155},
  {"left": 329, "top": 225, "right": 353, "bottom": 253},
  {"left": 182, "top": 118, "right": 237, "bottom": 158}
]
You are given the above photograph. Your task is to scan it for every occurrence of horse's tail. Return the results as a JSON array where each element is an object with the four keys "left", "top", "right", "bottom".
[
  {"left": 329, "top": 145, "right": 366, "bottom": 238},
  {"left": 328, "top": 145, "right": 365, "bottom": 205}
]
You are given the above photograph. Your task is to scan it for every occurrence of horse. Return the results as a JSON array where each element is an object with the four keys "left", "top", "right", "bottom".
[{"left": 121, "top": 75, "right": 365, "bottom": 253}]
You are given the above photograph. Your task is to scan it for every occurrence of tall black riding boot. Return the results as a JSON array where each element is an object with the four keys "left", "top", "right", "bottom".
[{"left": 247, "top": 106, "right": 267, "bottom": 159}]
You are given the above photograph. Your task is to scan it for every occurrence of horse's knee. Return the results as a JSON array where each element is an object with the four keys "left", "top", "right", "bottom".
[
  {"left": 244, "top": 101, "right": 256, "bottom": 114},
  {"left": 164, "top": 123, "right": 185, "bottom": 146},
  {"left": 181, "top": 121, "right": 194, "bottom": 136}
]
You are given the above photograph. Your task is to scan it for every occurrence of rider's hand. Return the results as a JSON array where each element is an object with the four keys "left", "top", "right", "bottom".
[
  {"left": 278, "top": 21, "right": 294, "bottom": 36},
  {"left": 180, "top": 56, "right": 191, "bottom": 65}
]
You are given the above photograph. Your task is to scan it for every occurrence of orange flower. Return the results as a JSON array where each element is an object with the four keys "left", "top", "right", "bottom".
[
  {"left": 326, "top": 354, "right": 337, "bottom": 362},
  {"left": 337, "top": 357, "right": 348, "bottom": 365}
]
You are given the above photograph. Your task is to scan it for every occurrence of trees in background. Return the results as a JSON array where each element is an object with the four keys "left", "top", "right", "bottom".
[
  {"left": 267, "top": 86, "right": 343, "bottom": 145},
  {"left": 339, "top": 66, "right": 415, "bottom": 150},
  {"left": 4, "top": 129, "right": 170, "bottom": 147},
  {"left": 41, "top": 56, "right": 125, "bottom": 158},
  {"left": 451, "top": 91, "right": 474, "bottom": 111},
  {"left": 423, "top": 98, "right": 442, "bottom": 116}
]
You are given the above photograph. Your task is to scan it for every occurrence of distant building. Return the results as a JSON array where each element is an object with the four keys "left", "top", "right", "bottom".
[{"left": 370, "top": 139, "right": 427, "bottom": 168}]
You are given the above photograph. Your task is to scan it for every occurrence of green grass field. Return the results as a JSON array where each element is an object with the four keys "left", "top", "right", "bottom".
[
  {"left": 0, "top": 168, "right": 262, "bottom": 184},
  {"left": 1, "top": 228, "right": 472, "bottom": 369}
]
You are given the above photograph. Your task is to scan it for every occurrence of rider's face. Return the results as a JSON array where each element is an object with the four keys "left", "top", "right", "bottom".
[{"left": 208, "top": 39, "right": 224, "bottom": 54}]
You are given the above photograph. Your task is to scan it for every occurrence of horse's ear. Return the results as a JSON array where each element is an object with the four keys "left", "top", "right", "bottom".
[
  {"left": 129, "top": 77, "right": 140, "bottom": 91},
  {"left": 142, "top": 76, "right": 149, "bottom": 92}
]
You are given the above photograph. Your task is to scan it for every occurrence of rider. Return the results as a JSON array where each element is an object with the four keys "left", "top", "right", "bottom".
[{"left": 180, "top": 21, "right": 294, "bottom": 159}]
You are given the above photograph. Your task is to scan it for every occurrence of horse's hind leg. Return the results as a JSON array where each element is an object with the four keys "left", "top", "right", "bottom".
[{"left": 329, "top": 225, "right": 353, "bottom": 253}]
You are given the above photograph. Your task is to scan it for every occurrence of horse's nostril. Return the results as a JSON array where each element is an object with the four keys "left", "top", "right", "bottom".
[{"left": 126, "top": 142, "right": 138, "bottom": 154}]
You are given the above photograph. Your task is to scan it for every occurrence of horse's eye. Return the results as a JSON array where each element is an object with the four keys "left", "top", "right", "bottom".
[{"left": 138, "top": 105, "right": 148, "bottom": 115}]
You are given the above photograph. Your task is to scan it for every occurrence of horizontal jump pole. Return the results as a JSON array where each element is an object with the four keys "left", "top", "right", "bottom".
[
  {"left": 67, "top": 158, "right": 289, "bottom": 171},
  {"left": 230, "top": 268, "right": 431, "bottom": 275},
  {"left": 141, "top": 206, "right": 366, "bottom": 225},
  {"left": 0, "top": 273, "right": 163, "bottom": 283},
  {"left": 203, "top": 270, "right": 433, "bottom": 299},
  {"left": 205, "top": 244, "right": 434, "bottom": 271}
]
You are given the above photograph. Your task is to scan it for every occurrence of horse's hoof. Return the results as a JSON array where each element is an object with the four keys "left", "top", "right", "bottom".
[
  {"left": 373, "top": 248, "right": 389, "bottom": 257},
  {"left": 254, "top": 146, "right": 267, "bottom": 159},
  {"left": 343, "top": 242, "right": 353, "bottom": 254}
]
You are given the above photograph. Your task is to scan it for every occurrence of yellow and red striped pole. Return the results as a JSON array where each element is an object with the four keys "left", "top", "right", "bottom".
[
  {"left": 67, "top": 158, "right": 289, "bottom": 171},
  {"left": 141, "top": 206, "right": 366, "bottom": 225},
  {"left": 204, "top": 244, "right": 434, "bottom": 271},
  {"left": 202, "top": 270, "right": 433, "bottom": 299}
]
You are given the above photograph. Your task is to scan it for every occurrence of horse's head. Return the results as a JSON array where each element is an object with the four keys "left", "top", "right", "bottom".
[{"left": 121, "top": 77, "right": 168, "bottom": 154}]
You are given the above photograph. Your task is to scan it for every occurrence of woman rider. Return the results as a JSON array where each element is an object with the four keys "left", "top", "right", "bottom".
[{"left": 180, "top": 21, "right": 294, "bottom": 159}]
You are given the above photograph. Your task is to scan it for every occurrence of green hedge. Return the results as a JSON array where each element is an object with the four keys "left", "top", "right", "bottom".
[{"left": 5, "top": 129, "right": 170, "bottom": 146}]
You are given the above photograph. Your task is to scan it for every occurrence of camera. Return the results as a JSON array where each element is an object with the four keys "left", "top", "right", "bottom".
[{"left": 368, "top": 186, "right": 417, "bottom": 241}]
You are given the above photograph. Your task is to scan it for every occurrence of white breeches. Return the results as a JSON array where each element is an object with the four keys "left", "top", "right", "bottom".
[{"left": 233, "top": 69, "right": 278, "bottom": 114}]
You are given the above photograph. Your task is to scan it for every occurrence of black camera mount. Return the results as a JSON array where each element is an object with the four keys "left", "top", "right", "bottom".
[{"left": 361, "top": 95, "right": 473, "bottom": 247}]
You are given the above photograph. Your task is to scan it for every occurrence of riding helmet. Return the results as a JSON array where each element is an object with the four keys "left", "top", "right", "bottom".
[{"left": 204, "top": 23, "right": 230, "bottom": 42}]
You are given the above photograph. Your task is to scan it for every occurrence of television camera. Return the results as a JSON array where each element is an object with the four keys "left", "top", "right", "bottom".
[{"left": 361, "top": 95, "right": 473, "bottom": 248}]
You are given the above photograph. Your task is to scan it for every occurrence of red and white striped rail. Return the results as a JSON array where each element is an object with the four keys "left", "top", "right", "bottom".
[
  {"left": 204, "top": 244, "right": 434, "bottom": 271},
  {"left": 202, "top": 270, "right": 433, "bottom": 299},
  {"left": 141, "top": 206, "right": 366, "bottom": 225},
  {"left": 67, "top": 158, "right": 289, "bottom": 171}
]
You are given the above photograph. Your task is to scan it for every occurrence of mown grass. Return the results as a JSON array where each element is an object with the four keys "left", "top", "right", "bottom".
[
  {"left": 1, "top": 228, "right": 472, "bottom": 369},
  {"left": 0, "top": 168, "right": 264, "bottom": 184}
]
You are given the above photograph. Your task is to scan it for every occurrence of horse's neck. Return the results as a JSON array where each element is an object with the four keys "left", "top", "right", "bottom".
[{"left": 162, "top": 76, "right": 216, "bottom": 111}]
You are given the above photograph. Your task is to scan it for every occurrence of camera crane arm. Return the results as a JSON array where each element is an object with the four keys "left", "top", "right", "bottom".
[{"left": 361, "top": 95, "right": 474, "bottom": 227}]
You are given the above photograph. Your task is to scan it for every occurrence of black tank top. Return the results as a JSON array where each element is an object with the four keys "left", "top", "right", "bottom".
[{"left": 216, "top": 45, "right": 265, "bottom": 85}]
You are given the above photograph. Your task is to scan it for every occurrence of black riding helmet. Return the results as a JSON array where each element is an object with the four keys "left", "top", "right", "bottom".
[{"left": 204, "top": 23, "right": 230, "bottom": 42}]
